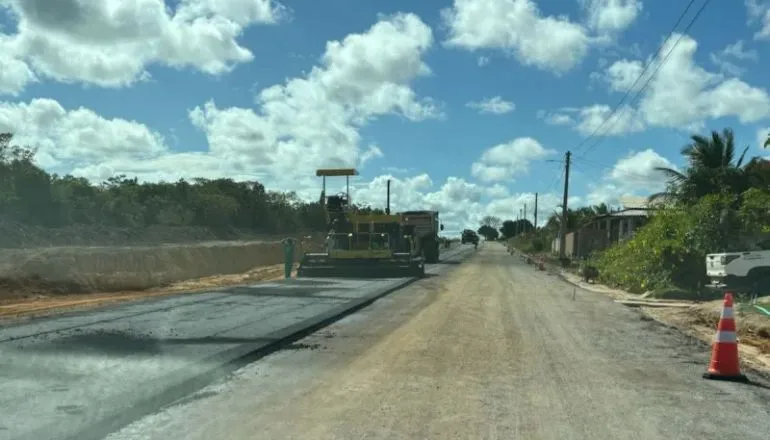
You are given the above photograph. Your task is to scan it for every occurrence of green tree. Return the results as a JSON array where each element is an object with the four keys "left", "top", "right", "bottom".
[
  {"left": 477, "top": 225, "right": 499, "bottom": 240},
  {"left": 500, "top": 219, "right": 533, "bottom": 238},
  {"left": 0, "top": 131, "right": 382, "bottom": 246},
  {"left": 480, "top": 215, "right": 502, "bottom": 230},
  {"left": 651, "top": 128, "right": 755, "bottom": 204},
  {"left": 738, "top": 188, "right": 770, "bottom": 235}
]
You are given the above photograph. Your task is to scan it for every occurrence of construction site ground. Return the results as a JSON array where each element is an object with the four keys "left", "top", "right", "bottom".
[
  {"left": 559, "top": 266, "right": 770, "bottom": 373},
  {"left": 105, "top": 244, "right": 770, "bottom": 440}
]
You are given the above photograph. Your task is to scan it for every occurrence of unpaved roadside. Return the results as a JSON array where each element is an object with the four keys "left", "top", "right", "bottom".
[
  {"left": 559, "top": 269, "right": 770, "bottom": 373},
  {"left": 107, "top": 245, "right": 770, "bottom": 440}
]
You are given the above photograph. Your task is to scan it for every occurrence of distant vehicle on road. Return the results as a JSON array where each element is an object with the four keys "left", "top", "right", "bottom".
[{"left": 461, "top": 229, "right": 479, "bottom": 248}]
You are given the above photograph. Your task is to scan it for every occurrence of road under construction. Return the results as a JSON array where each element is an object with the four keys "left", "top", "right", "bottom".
[{"left": 2, "top": 244, "right": 770, "bottom": 440}]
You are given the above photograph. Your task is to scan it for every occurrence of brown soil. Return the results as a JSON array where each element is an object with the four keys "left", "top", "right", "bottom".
[
  {"left": 559, "top": 268, "right": 770, "bottom": 373},
  {"left": 643, "top": 303, "right": 770, "bottom": 372}
]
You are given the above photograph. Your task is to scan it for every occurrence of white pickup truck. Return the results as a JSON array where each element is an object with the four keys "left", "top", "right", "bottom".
[{"left": 706, "top": 250, "right": 770, "bottom": 292}]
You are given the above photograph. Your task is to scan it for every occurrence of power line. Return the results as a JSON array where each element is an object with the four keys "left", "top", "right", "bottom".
[
  {"left": 571, "top": 156, "right": 614, "bottom": 171},
  {"left": 578, "top": 0, "right": 711, "bottom": 158},
  {"left": 570, "top": 0, "right": 701, "bottom": 157}
]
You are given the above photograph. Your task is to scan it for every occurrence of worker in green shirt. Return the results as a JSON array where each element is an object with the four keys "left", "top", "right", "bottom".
[{"left": 281, "top": 237, "right": 297, "bottom": 279}]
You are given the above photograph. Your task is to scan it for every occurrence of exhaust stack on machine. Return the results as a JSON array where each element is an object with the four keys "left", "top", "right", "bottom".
[{"left": 386, "top": 179, "right": 391, "bottom": 215}]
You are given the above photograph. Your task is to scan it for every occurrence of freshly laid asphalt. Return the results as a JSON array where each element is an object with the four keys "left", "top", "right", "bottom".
[{"left": 0, "top": 245, "right": 474, "bottom": 440}]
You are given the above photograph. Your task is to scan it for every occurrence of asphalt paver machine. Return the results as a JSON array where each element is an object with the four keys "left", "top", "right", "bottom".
[{"left": 297, "top": 168, "right": 425, "bottom": 278}]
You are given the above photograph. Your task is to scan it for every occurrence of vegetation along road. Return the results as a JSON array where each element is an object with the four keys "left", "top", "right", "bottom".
[{"left": 106, "top": 245, "right": 770, "bottom": 440}]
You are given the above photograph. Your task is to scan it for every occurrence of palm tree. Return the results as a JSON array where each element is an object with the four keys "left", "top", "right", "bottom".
[
  {"left": 592, "top": 203, "right": 610, "bottom": 215},
  {"left": 764, "top": 133, "right": 769, "bottom": 148},
  {"left": 650, "top": 128, "right": 753, "bottom": 204},
  {"left": 744, "top": 156, "right": 770, "bottom": 190}
]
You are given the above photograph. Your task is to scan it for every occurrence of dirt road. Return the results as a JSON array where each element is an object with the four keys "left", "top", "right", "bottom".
[{"left": 107, "top": 244, "right": 770, "bottom": 440}]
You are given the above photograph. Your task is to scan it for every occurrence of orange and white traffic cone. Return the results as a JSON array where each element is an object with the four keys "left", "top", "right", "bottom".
[{"left": 703, "top": 292, "right": 748, "bottom": 382}]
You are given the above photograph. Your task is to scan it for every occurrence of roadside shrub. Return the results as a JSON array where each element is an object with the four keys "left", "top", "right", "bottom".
[
  {"left": 509, "top": 230, "right": 554, "bottom": 255},
  {"left": 739, "top": 187, "right": 770, "bottom": 234},
  {"left": 593, "top": 194, "right": 733, "bottom": 293}
]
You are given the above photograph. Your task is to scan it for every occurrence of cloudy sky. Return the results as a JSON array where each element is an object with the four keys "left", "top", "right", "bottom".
[{"left": 1, "top": 0, "right": 770, "bottom": 234}]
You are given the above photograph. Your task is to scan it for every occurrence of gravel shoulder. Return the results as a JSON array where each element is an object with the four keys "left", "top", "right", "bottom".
[
  {"left": 106, "top": 244, "right": 770, "bottom": 440},
  {"left": 559, "top": 270, "right": 770, "bottom": 373}
]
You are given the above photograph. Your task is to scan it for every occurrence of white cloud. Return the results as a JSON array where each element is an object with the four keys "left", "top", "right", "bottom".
[
  {"left": 585, "top": 149, "right": 677, "bottom": 205},
  {"left": 553, "top": 34, "right": 770, "bottom": 136},
  {"left": 485, "top": 184, "right": 509, "bottom": 198},
  {"left": 571, "top": 104, "right": 646, "bottom": 136},
  {"left": 359, "top": 145, "right": 384, "bottom": 167},
  {"left": 442, "top": 0, "right": 642, "bottom": 75},
  {"left": 721, "top": 40, "right": 759, "bottom": 61},
  {"left": 709, "top": 40, "right": 758, "bottom": 77},
  {"left": 471, "top": 137, "right": 556, "bottom": 183},
  {"left": 466, "top": 96, "right": 515, "bottom": 114},
  {"left": 0, "top": 0, "right": 286, "bottom": 95},
  {"left": 477, "top": 56, "right": 490, "bottom": 66},
  {"left": 537, "top": 109, "right": 577, "bottom": 126},
  {"left": 0, "top": 13, "right": 440, "bottom": 194},
  {"left": 601, "top": 58, "right": 647, "bottom": 93},
  {"left": 442, "top": 0, "right": 593, "bottom": 74},
  {"left": 186, "top": 12, "right": 440, "bottom": 190},
  {"left": 0, "top": 98, "right": 260, "bottom": 183},
  {"left": 0, "top": 34, "right": 38, "bottom": 96},
  {"left": 544, "top": 113, "right": 575, "bottom": 126},
  {"left": 351, "top": 174, "right": 488, "bottom": 234},
  {"left": 747, "top": 0, "right": 770, "bottom": 40},
  {"left": 0, "top": 98, "right": 167, "bottom": 168},
  {"left": 582, "top": 0, "right": 643, "bottom": 33}
]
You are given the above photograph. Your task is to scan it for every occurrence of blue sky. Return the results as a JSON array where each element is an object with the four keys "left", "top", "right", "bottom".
[{"left": 1, "top": 0, "right": 770, "bottom": 233}]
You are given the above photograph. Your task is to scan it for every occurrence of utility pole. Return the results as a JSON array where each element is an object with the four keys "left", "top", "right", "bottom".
[
  {"left": 559, "top": 151, "right": 571, "bottom": 260},
  {"left": 534, "top": 192, "right": 538, "bottom": 230}
]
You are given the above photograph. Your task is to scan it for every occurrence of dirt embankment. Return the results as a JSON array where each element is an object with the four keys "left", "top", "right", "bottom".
[{"left": 0, "top": 233, "right": 326, "bottom": 318}]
